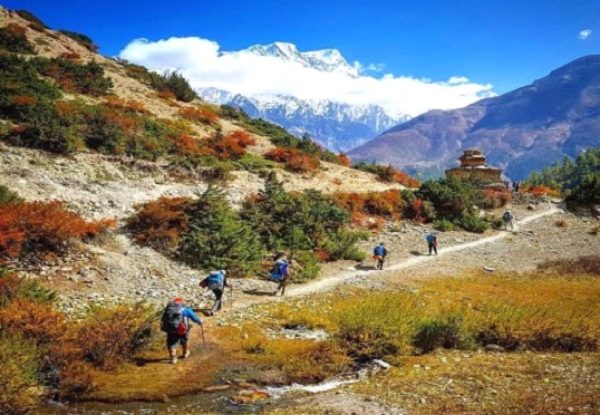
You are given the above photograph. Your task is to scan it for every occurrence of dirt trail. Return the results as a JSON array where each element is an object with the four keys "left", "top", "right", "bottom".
[{"left": 257, "top": 203, "right": 562, "bottom": 300}]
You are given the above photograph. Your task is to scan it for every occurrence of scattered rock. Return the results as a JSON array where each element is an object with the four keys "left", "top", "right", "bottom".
[
  {"left": 202, "top": 385, "right": 231, "bottom": 393},
  {"left": 484, "top": 344, "right": 505, "bottom": 352}
]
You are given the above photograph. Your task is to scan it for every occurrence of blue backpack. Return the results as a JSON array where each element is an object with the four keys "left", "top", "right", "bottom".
[
  {"left": 374, "top": 245, "right": 385, "bottom": 256},
  {"left": 204, "top": 271, "right": 224, "bottom": 290},
  {"left": 270, "top": 260, "right": 288, "bottom": 282}
]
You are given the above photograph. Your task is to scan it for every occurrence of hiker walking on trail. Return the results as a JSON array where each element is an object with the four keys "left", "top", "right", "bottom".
[
  {"left": 373, "top": 242, "right": 388, "bottom": 270},
  {"left": 200, "top": 270, "right": 230, "bottom": 315},
  {"left": 503, "top": 210, "right": 514, "bottom": 231},
  {"left": 426, "top": 232, "right": 438, "bottom": 255},
  {"left": 271, "top": 252, "right": 290, "bottom": 296},
  {"left": 161, "top": 297, "right": 202, "bottom": 365}
]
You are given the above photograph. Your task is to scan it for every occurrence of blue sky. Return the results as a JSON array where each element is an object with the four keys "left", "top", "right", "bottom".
[{"left": 3, "top": 0, "right": 599, "bottom": 94}]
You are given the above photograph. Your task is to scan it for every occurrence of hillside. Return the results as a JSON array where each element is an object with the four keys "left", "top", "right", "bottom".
[{"left": 348, "top": 55, "right": 600, "bottom": 180}]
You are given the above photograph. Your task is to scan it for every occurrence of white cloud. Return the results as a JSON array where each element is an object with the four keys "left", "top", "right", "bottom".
[
  {"left": 579, "top": 29, "right": 592, "bottom": 40},
  {"left": 119, "top": 37, "right": 495, "bottom": 118}
]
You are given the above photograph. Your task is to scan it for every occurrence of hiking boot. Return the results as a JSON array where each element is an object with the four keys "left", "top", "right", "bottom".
[
  {"left": 170, "top": 357, "right": 178, "bottom": 365},
  {"left": 182, "top": 350, "right": 191, "bottom": 359}
]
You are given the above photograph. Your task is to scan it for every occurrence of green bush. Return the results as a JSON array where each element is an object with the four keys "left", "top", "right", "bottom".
[
  {"left": 179, "top": 186, "right": 262, "bottom": 276},
  {"left": 233, "top": 153, "right": 277, "bottom": 172},
  {"left": 433, "top": 218, "right": 455, "bottom": 232},
  {"left": 322, "top": 229, "right": 367, "bottom": 261},
  {"left": 413, "top": 316, "right": 470, "bottom": 353},
  {"left": 0, "top": 334, "right": 43, "bottom": 415},
  {"left": 417, "top": 177, "right": 485, "bottom": 221},
  {"left": 58, "top": 30, "right": 98, "bottom": 51},
  {"left": 292, "top": 250, "right": 321, "bottom": 282},
  {"left": 0, "top": 184, "right": 22, "bottom": 205},
  {"left": 455, "top": 211, "right": 490, "bottom": 233},
  {"left": 525, "top": 148, "right": 600, "bottom": 205}
]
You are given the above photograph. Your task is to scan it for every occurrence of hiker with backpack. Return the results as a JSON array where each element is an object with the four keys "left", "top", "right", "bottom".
[
  {"left": 161, "top": 297, "right": 202, "bottom": 365},
  {"left": 199, "top": 270, "right": 230, "bottom": 315},
  {"left": 503, "top": 210, "right": 514, "bottom": 231},
  {"left": 426, "top": 232, "right": 438, "bottom": 255},
  {"left": 270, "top": 252, "right": 290, "bottom": 296},
  {"left": 373, "top": 242, "right": 388, "bottom": 270}
]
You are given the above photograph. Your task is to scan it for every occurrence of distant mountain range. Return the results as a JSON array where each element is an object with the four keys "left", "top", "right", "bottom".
[
  {"left": 198, "top": 42, "right": 407, "bottom": 152},
  {"left": 348, "top": 55, "right": 600, "bottom": 180}
]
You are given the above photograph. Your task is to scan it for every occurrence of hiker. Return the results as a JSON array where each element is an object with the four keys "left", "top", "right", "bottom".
[
  {"left": 160, "top": 297, "right": 202, "bottom": 365},
  {"left": 199, "top": 270, "right": 230, "bottom": 315},
  {"left": 502, "top": 210, "right": 514, "bottom": 230},
  {"left": 270, "top": 252, "right": 290, "bottom": 296},
  {"left": 426, "top": 232, "right": 438, "bottom": 255},
  {"left": 513, "top": 181, "right": 521, "bottom": 193},
  {"left": 373, "top": 242, "right": 388, "bottom": 270}
]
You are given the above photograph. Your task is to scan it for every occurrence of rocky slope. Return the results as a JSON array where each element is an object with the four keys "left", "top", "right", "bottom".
[{"left": 349, "top": 55, "right": 600, "bottom": 179}]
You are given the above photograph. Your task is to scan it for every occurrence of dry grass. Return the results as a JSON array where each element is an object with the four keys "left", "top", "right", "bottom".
[{"left": 348, "top": 352, "right": 599, "bottom": 415}]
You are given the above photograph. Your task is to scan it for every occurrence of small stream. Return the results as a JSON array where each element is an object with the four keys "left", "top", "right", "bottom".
[
  {"left": 35, "top": 360, "right": 390, "bottom": 415},
  {"left": 34, "top": 327, "right": 390, "bottom": 415}
]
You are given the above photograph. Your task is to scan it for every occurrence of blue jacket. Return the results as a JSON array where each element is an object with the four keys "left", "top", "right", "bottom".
[
  {"left": 426, "top": 234, "right": 437, "bottom": 244},
  {"left": 182, "top": 307, "right": 202, "bottom": 325}
]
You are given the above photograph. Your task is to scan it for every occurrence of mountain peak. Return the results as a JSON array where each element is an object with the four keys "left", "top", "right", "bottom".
[{"left": 244, "top": 41, "right": 358, "bottom": 77}]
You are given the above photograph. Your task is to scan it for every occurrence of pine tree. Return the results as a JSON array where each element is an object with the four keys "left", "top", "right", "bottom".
[{"left": 179, "top": 185, "right": 262, "bottom": 276}]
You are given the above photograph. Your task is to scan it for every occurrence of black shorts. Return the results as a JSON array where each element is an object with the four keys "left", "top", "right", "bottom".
[{"left": 166, "top": 330, "right": 189, "bottom": 348}]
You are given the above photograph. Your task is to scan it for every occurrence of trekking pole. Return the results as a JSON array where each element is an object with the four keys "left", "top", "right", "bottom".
[{"left": 200, "top": 322, "right": 206, "bottom": 346}]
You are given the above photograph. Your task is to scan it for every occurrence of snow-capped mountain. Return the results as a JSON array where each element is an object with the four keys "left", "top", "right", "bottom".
[{"left": 198, "top": 42, "right": 408, "bottom": 152}]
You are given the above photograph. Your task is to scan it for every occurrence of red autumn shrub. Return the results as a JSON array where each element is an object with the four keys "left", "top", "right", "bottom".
[
  {"left": 393, "top": 170, "right": 421, "bottom": 188},
  {"left": 228, "top": 130, "right": 256, "bottom": 147},
  {"left": 0, "top": 201, "right": 115, "bottom": 262},
  {"left": 337, "top": 153, "right": 351, "bottom": 167},
  {"left": 0, "top": 298, "right": 67, "bottom": 346},
  {"left": 178, "top": 105, "right": 219, "bottom": 124},
  {"left": 126, "top": 196, "right": 192, "bottom": 252},
  {"left": 9, "top": 95, "right": 38, "bottom": 106},
  {"left": 157, "top": 89, "right": 176, "bottom": 100},
  {"left": 168, "top": 133, "right": 203, "bottom": 156},
  {"left": 266, "top": 147, "right": 320, "bottom": 173},
  {"left": 483, "top": 189, "right": 512, "bottom": 209},
  {"left": 59, "top": 51, "right": 82, "bottom": 61},
  {"left": 522, "top": 185, "right": 561, "bottom": 197},
  {"left": 103, "top": 95, "right": 146, "bottom": 113}
]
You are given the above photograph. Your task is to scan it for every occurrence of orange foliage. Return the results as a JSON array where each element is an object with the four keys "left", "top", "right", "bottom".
[
  {"left": 265, "top": 147, "right": 320, "bottom": 173},
  {"left": 103, "top": 95, "right": 146, "bottom": 113},
  {"left": 168, "top": 133, "right": 202, "bottom": 156},
  {"left": 0, "top": 201, "right": 115, "bottom": 262},
  {"left": 5, "top": 23, "right": 27, "bottom": 37},
  {"left": 127, "top": 196, "right": 192, "bottom": 252},
  {"left": 9, "top": 95, "right": 38, "bottom": 106},
  {"left": 208, "top": 130, "right": 255, "bottom": 160},
  {"left": 483, "top": 189, "right": 511, "bottom": 208},
  {"left": 59, "top": 51, "right": 82, "bottom": 61},
  {"left": 178, "top": 105, "right": 219, "bottom": 124},
  {"left": 393, "top": 170, "right": 421, "bottom": 187},
  {"left": 523, "top": 185, "right": 561, "bottom": 197},
  {"left": 157, "top": 89, "right": 176, "bottom": 100},
  {"left": 0, "top": 298, "right": 67, "bottom": 346},
  {"left": 337, "top": 153, "right": 351, "bottom": 167},
  {"left": 333, "top": 190, "right": 405, "bottom": 221}
]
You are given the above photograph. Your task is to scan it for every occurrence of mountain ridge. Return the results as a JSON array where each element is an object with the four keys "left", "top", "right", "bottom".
[{"left": 349, "top": 54, "right": 600, "bottom": 179}]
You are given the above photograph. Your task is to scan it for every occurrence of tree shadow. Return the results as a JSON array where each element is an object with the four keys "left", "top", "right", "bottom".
[
  {"left": 243, "top": 288, "right": 278, "bottom": 297},
  {"left": 410, "top": 250, "right": 423, "bottom": 256},
  {"left": 355, "top": 263, "right": 377, "bottom": 271}
]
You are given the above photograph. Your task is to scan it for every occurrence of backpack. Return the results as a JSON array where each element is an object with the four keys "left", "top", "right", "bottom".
[
  {"left": 161, "top": 301, "right": 187, "bottom": 335},
  {"left": 270, "top": 260, "right": 288, "bottom": 281},
  {"left": 204, "top": 271, "right": 224, "bottom": 291},
  {"left": 503, "top": 211, "right": 513, "bottom": 221},
  {"left": 374, "top": 245, "right": 385, "bottom": 256}
]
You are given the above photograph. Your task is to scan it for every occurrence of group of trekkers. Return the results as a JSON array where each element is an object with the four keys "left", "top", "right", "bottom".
[
  {"left": 160, "top": 252, "right": 290, "bottom": 364},
  {"left": 161, "top": 211, "right": 517, "bottom": 363}
]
